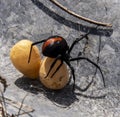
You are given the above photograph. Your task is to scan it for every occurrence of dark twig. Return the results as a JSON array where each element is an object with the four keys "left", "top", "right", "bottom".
[
  {"left": 16, "top": 93, "right": 29, "bottom": 117},
  {"left": 0, "top": 75, "right": 8, "bottom": 92},
  {"left": 49, "top": 0, "right": 112, "bottom": 27}
]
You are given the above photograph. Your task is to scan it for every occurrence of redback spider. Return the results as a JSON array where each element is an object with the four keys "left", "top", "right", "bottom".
[{"left": 28, "top": 32, "right": 105, "bottom": 91}]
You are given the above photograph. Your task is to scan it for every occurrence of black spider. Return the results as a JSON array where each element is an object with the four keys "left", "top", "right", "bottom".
[{"left": 28, "top": 33, "right": 105, "bottom": 91}]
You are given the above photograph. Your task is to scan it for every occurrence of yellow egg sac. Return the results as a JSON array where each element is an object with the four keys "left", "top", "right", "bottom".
[
  {"left": 39, "top": 57, "right": 69, "bottom": 90},
  {"left": 10, "top": 40, "right": 41, "bottom": 79}
]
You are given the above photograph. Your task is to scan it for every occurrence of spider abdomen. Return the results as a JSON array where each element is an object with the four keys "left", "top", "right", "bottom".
[{"left": 42, "top": 36, "right": 69, "bottom": 58}]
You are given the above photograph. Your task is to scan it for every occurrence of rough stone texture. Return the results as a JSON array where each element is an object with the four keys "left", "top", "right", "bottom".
[{"left": 0, "top": 0, "right": 120, "bottom": 117}]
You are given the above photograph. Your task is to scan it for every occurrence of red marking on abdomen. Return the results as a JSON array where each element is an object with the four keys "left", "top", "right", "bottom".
[{"left": 42, "top": 37, "right": 63, "bottom": 51}]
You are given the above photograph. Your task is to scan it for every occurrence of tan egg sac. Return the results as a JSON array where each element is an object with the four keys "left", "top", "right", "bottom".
[
  {"left": 39, "top": 57, "right": 69, "bottom": 90},
  {"left": 10, "top": 40, "right": 41, "bottom": 79}
]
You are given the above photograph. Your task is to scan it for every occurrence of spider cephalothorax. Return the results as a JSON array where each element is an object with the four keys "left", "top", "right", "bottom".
[{"left": 28, "top": 33, "right": 105, "bottom": 91}]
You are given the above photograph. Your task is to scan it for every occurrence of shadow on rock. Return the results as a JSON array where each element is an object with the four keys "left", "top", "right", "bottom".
[
  {"left": 15, "top": 76, "right": 107, "bottom": 108},
  {"left": 74, "top": 85, "right": 107, "bottom": 99},
  {"left": 15, "top": 76, "right": 78, "bottom": 107},
  {"left": 14, "top": 76, "right": 42, "bottom": 94},
  {"left": 31, "top": 0, "right": 113, "bottom": 37}
]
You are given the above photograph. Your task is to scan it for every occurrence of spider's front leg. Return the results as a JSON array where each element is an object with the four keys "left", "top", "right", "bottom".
[
  {"left": 44, "top": 55, "right": 63, "bottom": 78},
  {"left": 70, "top": 57, "right": 105, "bottom": 87},
  {"left": 65, "top": 60, "right": 92, "bottom": 92},
  {"left": 64, "top": 60, "right": 76, "bottom": 91},
  {"left": 28, "top": 39, "right": 47, "bottom": 63},
  {"left": 77, "top": 34, "right": 89, "bottom": 65},
  {"left": 80, "top": 34, "right": 89, "bottom": 56},
  {"left": 68, "top": 32, "right": 90, "bottom": 55}
]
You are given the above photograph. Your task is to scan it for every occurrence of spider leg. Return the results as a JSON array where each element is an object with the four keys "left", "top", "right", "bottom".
[
  {"left": 81, "top": 34, "right": 89, "bottom": 56},
  {"left": 68, "top": 32, "right": 90, "bottom": 54},
  {"left": 65, "top": 60, "right": 92, "bottom": 92},
  {"left": 64, "top": 60, "right": 76, "bottom": 92},
  {"left": 28, "top": 39, "right": 47, "bottom": 63},
  {"left": 77, "top": 34, "right": 89, "bottom": 65},
  {"left": 51, "top": 60, "right": 63, "bottom": 78},
  {"left": 44, "top": 55, "right": 62, "bottom": 78},
  {"left": 74, "top": 76, "right": 94, "bottom": 92},
  {"left": 70, "top": 57, "right": 105, "bottom": 87}
]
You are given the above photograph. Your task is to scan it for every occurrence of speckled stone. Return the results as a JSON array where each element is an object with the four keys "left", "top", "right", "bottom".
[{"left": 0, "top": 0, "right": 120, "bottom": 117}]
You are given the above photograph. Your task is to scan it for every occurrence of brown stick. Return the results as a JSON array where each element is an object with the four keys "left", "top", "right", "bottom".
[
  {"left": 0, "top": 96, "right": 34, "bottom": 113},
  {"left": 50, "top": 0, "right": 112, "bottom": 27}
]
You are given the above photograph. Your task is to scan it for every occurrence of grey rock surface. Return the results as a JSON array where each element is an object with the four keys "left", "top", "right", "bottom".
[{"left": 0, "top": 0, "right": 120, "bottom": 117}]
